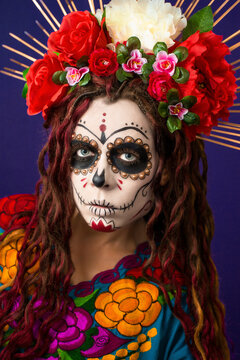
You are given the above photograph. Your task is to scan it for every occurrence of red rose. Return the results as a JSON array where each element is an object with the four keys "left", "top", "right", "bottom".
[
  {"left": 0, "top": 194, "right": 36, "bottom": 230},
  {"left": 179, "top": 31, "right": 237, "bottom": 140},
  {"left": 89, "top": 48, "right": 119, "bottom": 77},
  {"left": 147, "top": 72, "right": 176, "bottom": 101},
  {"left": 48, "top": 11, "right": 108, "bottom": 64},
  {"left": 26, "top": 53, "right": 65, "bottom": 116}
]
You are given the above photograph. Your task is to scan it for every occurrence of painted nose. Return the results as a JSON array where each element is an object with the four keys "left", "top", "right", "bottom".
[{"left": 92, "top": 169, "right": 105, "bottom": 188}]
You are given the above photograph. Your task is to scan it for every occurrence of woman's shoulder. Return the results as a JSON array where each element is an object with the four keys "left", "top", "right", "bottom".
[{"left": 0, "top": 194, "right": 36, "bottom": 289}]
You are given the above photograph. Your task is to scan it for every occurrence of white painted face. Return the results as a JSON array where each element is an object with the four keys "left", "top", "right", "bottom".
[{"left": 71, "top": 97, "right": 158, "bottom": 232}]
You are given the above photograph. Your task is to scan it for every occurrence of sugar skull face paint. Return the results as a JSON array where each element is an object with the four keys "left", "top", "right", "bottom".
[{"left": 71, "top": 97, "right": 158, "bottom": 232}]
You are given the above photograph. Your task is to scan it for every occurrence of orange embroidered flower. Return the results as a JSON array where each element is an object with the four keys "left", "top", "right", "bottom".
[
  {"left": 0, "top": 232, "right": 39, "bottom": 285},
  {"left": 95, "top": 279, "right": 161, "bottom": 336}
]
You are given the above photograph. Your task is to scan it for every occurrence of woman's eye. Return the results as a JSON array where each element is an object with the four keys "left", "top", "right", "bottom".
[
  {"left": 77, "top": 148, "right": 94, "bottom": 157},
  {"left": 119, "top": 153, "right": 137, "bottom": 162}
]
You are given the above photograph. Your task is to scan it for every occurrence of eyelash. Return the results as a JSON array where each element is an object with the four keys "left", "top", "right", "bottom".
[{"left": 115, "top": 148, "right": 139, "bottom": 164}]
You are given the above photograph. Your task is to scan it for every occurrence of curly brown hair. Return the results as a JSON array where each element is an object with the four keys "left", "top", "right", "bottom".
[{"left": 0, "top": 75, "right": 230, "bottom": 359}]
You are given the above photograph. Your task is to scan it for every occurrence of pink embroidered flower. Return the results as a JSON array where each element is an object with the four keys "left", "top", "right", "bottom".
[
  {"left": 122, "top": 49, "right": 147, "bottom": 75},
  {"left": 153, "top": 51, "right": 178, "bottom": 76},
  {"left": 65, "top": 67, "right": 89, "bottom": 86},
  {"left": 169, "top": 102, "right": 188, "bottom": 120}
]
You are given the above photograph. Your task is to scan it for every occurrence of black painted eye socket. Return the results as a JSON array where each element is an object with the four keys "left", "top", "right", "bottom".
[
  {"left": 110, "top": 142, "right": 148, "bottom": 174},
  {"left": 71, "top": 140, "right": 98, "bottom": 170}
]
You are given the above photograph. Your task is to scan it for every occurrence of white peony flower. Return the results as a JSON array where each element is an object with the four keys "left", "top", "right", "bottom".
[{"left": 104, "top": 0, "right": 187, "bottom": 51}]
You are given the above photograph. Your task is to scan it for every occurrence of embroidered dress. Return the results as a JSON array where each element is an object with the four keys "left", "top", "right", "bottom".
[{"left": 0, "top": 234, "right": 194, "bottom": 360}]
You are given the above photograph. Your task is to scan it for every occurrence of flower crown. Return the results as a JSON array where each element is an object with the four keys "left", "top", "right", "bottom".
[{"left": 2, "top": 0, "right": 239, "bottom": 143}]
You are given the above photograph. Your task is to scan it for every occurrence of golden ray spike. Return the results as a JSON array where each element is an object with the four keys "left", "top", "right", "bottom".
[
  {"left": 175, "top": 0, "right": 181, "bottom": 6},
  {"left": 197, "top": 136, "right": 240, "bottom": 150},
  {"left": 230, "top": 41, "right": 240, "bottom": 52},
  {"left": 218, "top": 124, "right": 240, "bottom": 131},
  {"left": 223, "top": 29, "right": 240, "bottom": 43},
  {"left": 35, "top": 20, "right": 50, "bottom": 37},
  {"left": 178, "top": 0, "right": 186, "bottom": 8},
  {"left": 2, "top": 44, "right": 36, "bottom": 62},
  {"left": 56, "top": 0, "right": 67, "bottom": 16},
  {"left": 236, "top": 78, "right": 240, "bottom": 81},
  {"left": 32, "top": 0, "right": 58, "bottom": 32},
  {"left": 209, "top": 133, "right": 240, "bottom": 145},
  {"left": 3, "top": 67, "right": 23, "bottom": 75},
  {"left": 24, "top": 31, "right": 48, "bottom": 51},
  {"left": 208, "top": 0, "right": 216, "bottom": 6},
  {"left": 231, "top": 59, "right": 240, "bottom": 66},
  {"left": 219, "top": 120, "right": 240, "bottom": 128},
  {"left": 0, "top": 70, "right": 25, "bottom": 81},
  {"left": 229, "top": 109, "right": 240, "bottom": 113},
  {"left": 211, "top": 129, "right": 240, "bottom": 137},
  {"left": 99, "top": 0, "right": 104, "bottom": 11},
  {"left": 88, "top": 0, "right": 95, "bottom": 14},
  {"left": 232, "top": 102, "right": 240, "bottom": 105},
  {"left": 39, "top": 0, "right": 61, "bottom": 27},
  {"left": 213, "top": 0, "right": 240, "bottom": 27},
  {"left": 10, "top": 58, "right": 29, "bottom": 69},
  {"left": 185, "top": 0, "right": 196, "bottom": 17},
  {"left": 233, "top": 65, "right": 240, "bottom": 71},
  {"left": 65, "top": 0, "right": 73, "bottom": 12},
  {"left": 9, "top": 33, "right": 45, "bottom": 57},
  {"left": 237, "top": 90, "right": 240, "bottom": 93},
  {"left": 213, "top": 0, "right": 231, "bottom": 17},
  {"left": 186, "top": 0, "right": 200, "bottom": 18},
  {"left": 70, "top": 0, "right": 78, "bottom": 11}
]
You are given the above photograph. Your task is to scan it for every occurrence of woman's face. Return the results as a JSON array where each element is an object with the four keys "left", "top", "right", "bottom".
[{"left": 71, "top": 97, "right": 158, "bottom": 232}]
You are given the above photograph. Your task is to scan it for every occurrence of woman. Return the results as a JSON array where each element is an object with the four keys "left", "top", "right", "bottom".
[{"left": 0, "top": 0, "right": 238, "bottom": 358}]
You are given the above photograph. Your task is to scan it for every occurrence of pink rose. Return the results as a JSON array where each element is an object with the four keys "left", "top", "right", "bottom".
[
  {"left": 153, "top": 51, "right": 178, "bottom": 76},
  {"left": 65, "top": 67, "right": 89, "bottom": 86},
  {"left": 122, "top": 49, "right": 147, "bottom": 75}
]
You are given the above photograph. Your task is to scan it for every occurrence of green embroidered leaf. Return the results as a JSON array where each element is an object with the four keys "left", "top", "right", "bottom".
[
  {"left": 173, "top": 46, "right": 189, "bottom": 62},
  {"left": 22, "top": 68, "right": 30, "bottom": 81},
  {"left": 126, "top": 36, "right": 141, "bottom": 51},
  {"left": 79, "top": 72, "right": 91, "bottom": 86},
  {"left": 116, "top": 68, "right": 133, "bottom": 82},
  {"left": 166, "top": 88, "right": 180, "bottom": 105},
  {"left": 22, "top": 82, "right": 28, "bottom": 99},
  {"left": 73, "top": 288, "right": 99, "bottom": 313},
  {"left": 158, "top": 102, "right": 168, "bottom": 118},
  {"left": 181, "top": 96, "right": 197, "bottom": 109},
  {"left": 182, "top": 6, "right": 214, "bottom": 41},
  {"left": 57, "top": 348, "right": 84, "bottom": 360},
  {"left": 183, "top": 112, "right": 200, "bottom": 125},
  {"left": 153, "top": 42, "right": 168, "bottom": 55},
  {"left": 77, "top": 56, "right": 89, "bottom": 68},
  {"left": 116, "top": 43, "right": 129, "bottom": 57},
  {"left": 173, "top": 67, "right": 189, "bottom": 84},
  {"left": 78, "top": 327, "right": 98, "bottom": 351},
  {"left": 167, "top": 115, "right": 182, "bottom": 133}
]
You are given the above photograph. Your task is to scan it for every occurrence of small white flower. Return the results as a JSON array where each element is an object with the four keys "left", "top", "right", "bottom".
[{"left": 105, "top": 0, "right": 187, "bottom": 51}]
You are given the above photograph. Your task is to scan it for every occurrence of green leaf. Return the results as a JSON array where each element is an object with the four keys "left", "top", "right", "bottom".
[
  {"left": 79, "top": 72, "right": 91, "bottom": 86},
  {"left": 145, "top": 54, "right": 156, "bottom": 64},
  {"left": 172, "top": 67, "right": 180, "bottom": 80},
  {"left": 117, "top": 53, "right": 128, "bottom": 65},
  {"left": 174, "top": 67, "right": 189, "bottom": 84},
  {"left": 77, "top": 56, "right": 89, "bottom": 67},
  {"left": 22, "top": 68, "right": 30, "bottom": 81},
  {"left": 126, "top": 36, "right": 141, "bottom": 51},
  {"left": 153, "top": 42, "right": 168, "bottom": 56},
  {"left": 116, "top": 43, "right": 129, "bottom": 57},
  {"left": 22, "top": 82, "right": 28, "bottom": 99},
  {"left": 167, "top": 115, "right": 182, "bottom": 133},
  {"left": 68, "top": 84, "right": 77, "bottom": 94},
  {"left": 183, "top": 112, "right": 200, "bottom": 125},
  {"left": 182, "top": 6, "right": 214, "bottom": 41},
  {"left": 116, "top": 68, "right": 131, "bottom": 82},
  {"left": 73, "top": 288, "right": 99, "bottom": 313},
  {"left": 158, "top": 102, "right": 169, "bottom": 118},
  {"left": 57, "top": 349, "right": 84, "bottom": 360},
  {"left": 173, "top": 46, "right": 189, "bottom": 62},
  {"left": 181, "top": 96, "right": 197, "bottom": 109},
  {"left": 141, "top": 62, "right": 153, "bottom": 78},
  {"left": 166, "top": 88, "right": 180, "bottom": 105},
  {"left": 52, "top": 71, "right": 64, "bottom": 85},
  {"left": 53, "top": 51, "right": 60, "bottom": 56},
  {"left": 59, "top": 71, "right": 67, "bottom": 84}
]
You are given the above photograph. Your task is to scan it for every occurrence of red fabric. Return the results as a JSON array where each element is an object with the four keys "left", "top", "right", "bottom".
[{"left": 0, "top": 194, "right": 36, "bottom": 230}]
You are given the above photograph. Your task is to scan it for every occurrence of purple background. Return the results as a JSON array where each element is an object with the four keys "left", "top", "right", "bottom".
[{"left": 0, "top": 0, "right": 239, "bottom": 357}]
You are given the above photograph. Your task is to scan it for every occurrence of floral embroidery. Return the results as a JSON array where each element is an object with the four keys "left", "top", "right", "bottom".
[{"left": 95, "top": 279, "right": 161, "bottom": 336}]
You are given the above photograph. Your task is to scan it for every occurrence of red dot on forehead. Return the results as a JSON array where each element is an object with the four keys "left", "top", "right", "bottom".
[
  {"left": 103, "top": 113, "right": 106, "bottom": 116},
  {"left": 100, "top": 124, "right": 106, "bottom": 132},
  {"left": 102, "top": 119, "right": 106, "bottom": 123}
]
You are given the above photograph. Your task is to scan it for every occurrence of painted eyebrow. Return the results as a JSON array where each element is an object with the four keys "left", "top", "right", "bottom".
[{"left": 77, "top": 124, "right": 149, "bottom": 143}]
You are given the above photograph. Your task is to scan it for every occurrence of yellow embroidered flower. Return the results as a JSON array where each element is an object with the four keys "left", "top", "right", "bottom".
[
  {"left": 95, "top": 278, "right": 161, "bottom": 336},
  {"left": 0, "top": 231, "right": 39, "bottom": 285}
]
